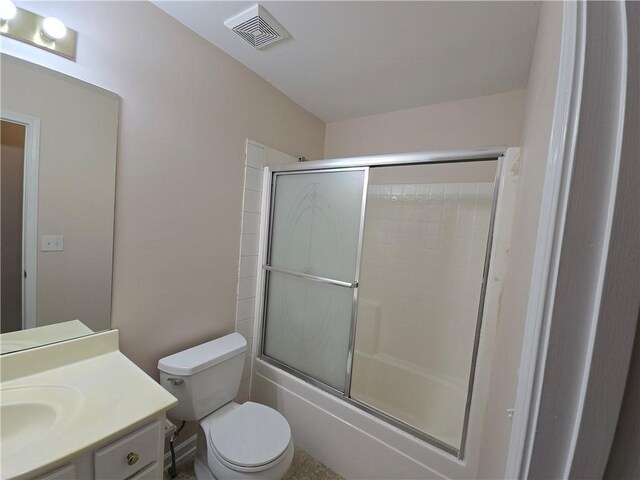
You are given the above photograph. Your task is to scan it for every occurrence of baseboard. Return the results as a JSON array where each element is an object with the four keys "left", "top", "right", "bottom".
[{"left": 163, "top": 434, "right": 197, "bottom": 471}]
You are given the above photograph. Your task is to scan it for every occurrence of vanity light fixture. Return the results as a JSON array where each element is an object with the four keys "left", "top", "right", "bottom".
[
  {"left": 0, "top": 4, "right": 76, "bottom": 60},
  {"left": 0, "top": 0, "right": 17, "bottom": 24},
  {"left": 41, "top": 16, "right": 67, "bottom": 41}
]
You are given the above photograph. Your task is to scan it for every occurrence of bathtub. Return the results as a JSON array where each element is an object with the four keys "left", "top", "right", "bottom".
[
  {"left": 252, "top": 356, "right": 476, "bottom": 479},
  {"left": 350, "top": 351, "right": 467, "bottom": 449}
]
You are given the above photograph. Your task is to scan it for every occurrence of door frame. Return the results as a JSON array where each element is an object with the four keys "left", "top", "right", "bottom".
[
  {"left": 2, "top": 110, "right": 40, "bottom": 330},
  {"left": 506, "top": 1, "right": 637, "bottom": 477}
]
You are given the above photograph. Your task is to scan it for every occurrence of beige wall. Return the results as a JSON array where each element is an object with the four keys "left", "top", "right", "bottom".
[
  {"left": 477, "top": 2, "right": 564, "bottom": 477},
  {"left": 324, "top": 90, "right": 526, "bottom": 159},
  {"left": 2, "top": 56, "right": 119, "bottom": 332},
  {"left": 1, "top": 121, "right": 26, "bottom": 333},
  {"left": 1, "top": 1, "right": 325, "bottom": 376}
]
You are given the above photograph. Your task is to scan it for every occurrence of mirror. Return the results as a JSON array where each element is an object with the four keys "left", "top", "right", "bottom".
[{"left": 0, "top": 54, "right": 119, "bottom": 354}]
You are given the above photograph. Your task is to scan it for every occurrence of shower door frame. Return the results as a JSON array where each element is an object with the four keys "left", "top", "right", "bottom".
[{"left": 257, "top": 146, "right": 506, "bottom": 459}]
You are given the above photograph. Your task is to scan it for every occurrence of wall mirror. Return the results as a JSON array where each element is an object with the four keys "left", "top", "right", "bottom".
[{"left": 0, "top": 54, "right": 119, "bottom": 354}]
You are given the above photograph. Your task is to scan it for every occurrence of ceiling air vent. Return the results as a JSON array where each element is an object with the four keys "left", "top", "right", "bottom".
[{"left": 224, "top": 4, "right": 289, "bottom": 50}]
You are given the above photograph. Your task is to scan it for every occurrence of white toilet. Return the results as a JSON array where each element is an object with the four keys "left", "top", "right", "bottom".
[{"left": 158, "top": 333, "right": 294, "bottom": 480}]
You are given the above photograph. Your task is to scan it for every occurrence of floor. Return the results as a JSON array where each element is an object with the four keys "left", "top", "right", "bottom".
[{"left": 165, "top": 448, "right": 343, "bottom": 480}]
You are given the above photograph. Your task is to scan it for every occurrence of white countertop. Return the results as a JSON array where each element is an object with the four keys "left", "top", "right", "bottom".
[{"left": 0, "top": 330, "right": 177, "bottom": 479}]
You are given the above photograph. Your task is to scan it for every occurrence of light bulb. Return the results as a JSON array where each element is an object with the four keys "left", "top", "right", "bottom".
[
  {"left": 41, "top": 16, "right": 67, "bottom": 41},
  {"left": 0, "top": 0, "right": 17, "bottom": 21}
]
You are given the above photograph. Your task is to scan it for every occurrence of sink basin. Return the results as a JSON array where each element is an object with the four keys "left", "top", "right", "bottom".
[{"left": 1, "top": 386, "right": 83, "bottom": 458}]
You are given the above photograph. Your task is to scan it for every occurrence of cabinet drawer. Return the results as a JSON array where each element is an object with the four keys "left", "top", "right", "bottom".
[{"left": 94, "top": 421, "right": 161, "bottom": 480}]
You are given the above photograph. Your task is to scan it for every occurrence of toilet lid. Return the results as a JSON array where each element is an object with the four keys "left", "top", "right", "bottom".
[{"left": 207, "top": 402, "right": 291, "bottom": 468}]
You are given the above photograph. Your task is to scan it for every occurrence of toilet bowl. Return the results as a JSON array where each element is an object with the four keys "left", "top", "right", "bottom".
[
  {"left": 158, "top": 333, "right": 293, "bottom": 480},
  {"left": 194, "top": 402, "right": 294, "bottom": 480}
]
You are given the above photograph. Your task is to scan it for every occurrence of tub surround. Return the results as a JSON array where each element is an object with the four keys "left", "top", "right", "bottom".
[
  {"left": 250, "top": 149, "right": 522, "bottom": 478},
  {"left": 0, "top": 330, "right": 177, "bottom": 479}
]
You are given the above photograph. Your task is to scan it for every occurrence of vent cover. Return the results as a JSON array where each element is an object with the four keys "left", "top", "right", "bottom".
[{"left": 224, "top": 5, "right": 289, "bottom": 50}]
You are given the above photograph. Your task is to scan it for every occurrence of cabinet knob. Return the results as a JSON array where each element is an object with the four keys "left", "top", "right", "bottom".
[{"left": 127, "top": 452, "right": 139, "bottom": 466}]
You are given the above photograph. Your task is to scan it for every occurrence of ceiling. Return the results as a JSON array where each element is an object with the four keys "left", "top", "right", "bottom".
[{"left": 154, "top": 1, "right": 540, "bottom": 123}]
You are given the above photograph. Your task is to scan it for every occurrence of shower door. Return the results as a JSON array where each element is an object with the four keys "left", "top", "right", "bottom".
[
  {"left": 349, "top": 160, "right": 498, "bottom": 456},
  {"left": 261, "top": 168, "right": 368, "bottom": 392},
  {"left": 259, "top": 151, "right": 502, "bottom": 459}
]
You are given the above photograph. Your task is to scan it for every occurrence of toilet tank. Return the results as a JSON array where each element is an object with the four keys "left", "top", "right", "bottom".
[{"left": 158, "top": 333, "right": 247, "bottom": 421}]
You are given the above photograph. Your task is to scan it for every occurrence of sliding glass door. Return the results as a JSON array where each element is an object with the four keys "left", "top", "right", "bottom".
[
  {"left": 350, "top": 161, "right": 498, "bottom": 453},
  {"left": 259, "top": 153, "right": 501, "bottom": 458},
  {"left": 262, "top": 168, "right": 368, "bottom": 392}
]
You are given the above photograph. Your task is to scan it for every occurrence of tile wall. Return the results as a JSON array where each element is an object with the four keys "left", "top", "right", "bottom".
[
  {"left": 235, "top": 140, "right": 297, "bottom": 402},
  {"left": 356, "top": 181, "right": 495, "bottom": 384}
]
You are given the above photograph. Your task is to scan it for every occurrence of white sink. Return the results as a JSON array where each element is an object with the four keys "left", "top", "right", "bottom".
[{"left": 1, "top": 386, "right": 83, "bottom": 458}]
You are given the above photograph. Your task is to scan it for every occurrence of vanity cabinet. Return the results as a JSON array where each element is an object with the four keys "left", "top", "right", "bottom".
[
  {"left": 1, "top": 331, "right": 177, "bottom": 480},
  {"left": 32, "top": 417, "right": 165, "bottom": 480}
]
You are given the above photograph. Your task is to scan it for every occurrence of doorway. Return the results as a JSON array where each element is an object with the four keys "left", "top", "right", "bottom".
[
  {"left": 1, "top": 112, "right": 39, "bottom": 332},
  {"left": 1, "top": 120, "right": 26, "bottom": 333}
]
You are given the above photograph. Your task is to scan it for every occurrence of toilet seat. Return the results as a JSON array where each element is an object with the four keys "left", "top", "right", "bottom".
[{"left": 206, "top": 402, "right": 291, "bottom": 472}]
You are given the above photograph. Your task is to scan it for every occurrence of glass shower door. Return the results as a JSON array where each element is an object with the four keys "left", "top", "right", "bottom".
[
  {"left": 258, "top": 153, "right": 504, "bottom": 459},
  {"left": 262, "top": 168, "right": 367, "bottom": 392},
  {"left": 350, "top": 160, "right": 498, "bottom": 453}
]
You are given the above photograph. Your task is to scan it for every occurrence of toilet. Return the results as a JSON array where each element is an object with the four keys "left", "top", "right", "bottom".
[{"left": 158, "top": 333, "right": 294, "bottom": 480}]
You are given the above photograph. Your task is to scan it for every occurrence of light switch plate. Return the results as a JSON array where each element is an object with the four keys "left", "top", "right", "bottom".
[{"left": 42, "top": 235, "right": 64, "bottom": 251}]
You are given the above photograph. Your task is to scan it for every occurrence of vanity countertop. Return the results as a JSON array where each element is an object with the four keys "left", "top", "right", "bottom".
[{"left": 0, "top": 330, "right": 177, "bottom": 479}]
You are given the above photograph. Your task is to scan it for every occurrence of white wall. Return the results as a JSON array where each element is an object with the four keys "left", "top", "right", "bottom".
[
  {"left": 1, "top": 1, "right": 325, "bottom": 379},
  {"left": 324, "top": 90, "right": 526, "bottom": 159},
  {"left": 476, "top": 2, "right": 564, "bottom": 477},
  {"left": 2, "top": 55, "right": 119, "bottom": 332}
]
